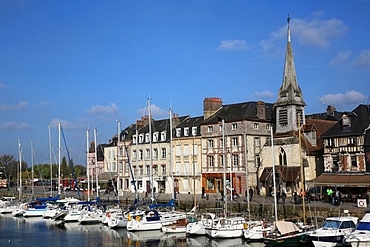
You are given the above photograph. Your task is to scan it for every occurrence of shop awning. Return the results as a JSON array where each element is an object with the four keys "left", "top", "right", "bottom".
[
  {"left": 260, "top": 166, "right": 301, "bottom": 182},
  {"left": 306, "top": 173, "right": 370, "bottom": 187}
]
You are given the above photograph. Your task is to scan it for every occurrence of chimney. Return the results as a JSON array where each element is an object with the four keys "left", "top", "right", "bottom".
[
  {"left": 172, "top": 113, "right": 180, "bottom": 126},
  {"left": 326, "top": 105, "right": 336, "bottom": 116},
  {"left": 256, "top": 101, "right": 266, "bottom": 120},
  {"left": 204, "top": 97, "right": 222, "bottom": 119}
]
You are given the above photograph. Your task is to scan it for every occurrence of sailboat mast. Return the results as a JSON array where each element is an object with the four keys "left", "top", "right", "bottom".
[
  {"left": 58, "top": 123, "right": 61, "bottom": 195},
  {"left": 18, "top": 138, "right": 22, "bottom": 200},
  {"left": 94, "top": 128, "right": 99, "bottom": 199},
  {"left": 135, "top": 127, "right": 139, "bottom": 202},
  {"left": 117, "top": 120, "right": 121, "bottom": 202},
  {"left": 298, "top": 116, "right": 306, "bottom": 225},
  {"left": 48, "top": 124, "right": 53, "bottom": 197},
  {"left": 169, "top": 108, "right": 174, "bottom": 200},
  {"left": 148, "top": 98, "right": 154, "bottom": 199},
  {"left": 222, "top": 118, "right": 227, "bottom": 216},
  {"left": 31, "top": 140, "right": 35, "bottom": 201},
  {"left": 86, "top": 129, "right": 90, "bottom": 202},
  {"left": 244, "top": 132, "right": 250, "bottom": 221},
  {"left": 271, "top": 127, "right": 278, "bottom": 222}
]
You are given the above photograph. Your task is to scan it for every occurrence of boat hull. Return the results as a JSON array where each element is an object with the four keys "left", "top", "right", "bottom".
[{"left": 264, "top": 232, "right": 307, "bottom": 247}]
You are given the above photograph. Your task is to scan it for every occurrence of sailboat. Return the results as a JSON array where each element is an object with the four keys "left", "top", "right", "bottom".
[
  {"left": 205, "top": 117, "right": 246, "bottom": 239},
  {"left": 262, "top": 124, "right": 309, "bottom": 246}
]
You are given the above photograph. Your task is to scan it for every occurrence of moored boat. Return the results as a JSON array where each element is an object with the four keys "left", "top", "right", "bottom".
[
  {"left": 307, "top": 213, "right": 358, "bottom": 247},
  {"left": 345, "top": 210, "right": 370, "bottom": 247}
]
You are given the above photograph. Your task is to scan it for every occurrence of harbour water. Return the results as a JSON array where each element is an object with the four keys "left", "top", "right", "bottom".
[{"left": 0, "top": 214, "right": 265, "bottom": 247}]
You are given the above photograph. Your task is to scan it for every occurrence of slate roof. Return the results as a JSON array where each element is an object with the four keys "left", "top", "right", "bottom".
[
  {"left": 201, "top": 101, "right": 274, "bottom": 124},
  {"left": 320, "top": 104, "right": 370, "bottom": 138}
]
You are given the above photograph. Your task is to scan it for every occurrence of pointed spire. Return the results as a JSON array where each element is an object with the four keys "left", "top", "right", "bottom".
[
  {"left": 287, "top": 14, "right": 291, "bottom": 43},
  {"left": 275, "top": 14, "right": 306, "bottom": 107}
]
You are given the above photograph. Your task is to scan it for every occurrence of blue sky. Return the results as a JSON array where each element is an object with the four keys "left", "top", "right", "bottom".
[{"left": 1, "top": 0, "right": 369, "bottom": 167}]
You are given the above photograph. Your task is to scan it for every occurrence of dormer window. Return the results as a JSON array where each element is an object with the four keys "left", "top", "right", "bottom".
[
  {"left": 184, "top": 127, "right": 189, "bottom": 136},
  {"left": 145, "top": 133, "right": 150, "bottom": 142},
  {"left": 208, "top": 126, "right": 213, "bottom": 132},
  {"left": 161, "top": 131, "right": 166, "bottom": 141},
  {"left": 326, "top": 138, "right": 335, "bottom": 147},
  {"left": 139, "top": 134, "right": 144, "bottom": 143},
  {"left": 232, "top": 123, "right": 237, "bottom": 130},
  {"left": 133, "top": 135, "right": 137, "bottom": 144},
  {"left": 153, "top": 132, "right": 159, "bottom": 142},
  {"left": 192, "top": 127, "right": 197, "bottom": 136},
  {"left": 176, "top": 128, "right": 181, "bottom": 137}
]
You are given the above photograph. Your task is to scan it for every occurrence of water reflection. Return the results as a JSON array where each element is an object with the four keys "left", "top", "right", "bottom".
[{"left": 1, "top": 214, "right": 268, "bottom": 247}]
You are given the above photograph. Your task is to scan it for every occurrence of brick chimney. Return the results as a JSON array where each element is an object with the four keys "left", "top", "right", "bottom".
[
  {"left": 203, "top": 97, "right": 222, "bottom": 119},
  {"left": 256, "top": 101, "right": 266, "bottom": 119}
]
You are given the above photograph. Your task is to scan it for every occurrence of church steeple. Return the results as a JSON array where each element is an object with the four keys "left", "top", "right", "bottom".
[{"left": 275, "top": 15, "right": 306, "bottom": 134}]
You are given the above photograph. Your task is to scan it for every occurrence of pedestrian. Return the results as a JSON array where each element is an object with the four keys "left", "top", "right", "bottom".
[
  {"left": 326, "top": 187, "right": 333, "bottom": 203},
  {"left": 282, "top": 190, "right": 286, "bottom": 204},
  {"left": 220, "top": 189, "right": 224, "bottom": 201},
  {"left": 202, "top": 187, "right": 205, "bottom": 198},
  {"left": 276, "top": 190, "right": 281, "bottom": 204},
  {"left": 249, "top": 187, "right": 254, "bottom": 202}
]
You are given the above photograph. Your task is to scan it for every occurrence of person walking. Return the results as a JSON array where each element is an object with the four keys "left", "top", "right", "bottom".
[
  {"left": 282, "top": 190, "right": 286, "bottom": 204},
  {"left": 249, "top": 187, "right": 254, "bottom": 202},
  {"left": 202, "top": 187, "right": 205, "bottom": 199}
]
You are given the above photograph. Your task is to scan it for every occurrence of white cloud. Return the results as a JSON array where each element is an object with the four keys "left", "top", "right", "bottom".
[
  {"left": 0, "top": 121, "right": 32, "bottom": 130},
  {"left": 49, "top": 118, "right": 87, "bottom": 130},
  {"left": 136, "top": 104, "right": 168, "bottom": 119},
  {"left": 319, "top": 90, "right": 366, "bottom": 106},
  {"left": 0, "top": 101, "right": 28, "bottom": 112},
  {"left": 87, "top": 103, "right": 119, "bottom": 115},
  {"left": 218, "top": 39, "right": 248, "bottom": 51},
  {"left": 352, "top": 49, "right": 370, "bottom": 70},
  {"left": 253, "top": 90, "right": 274, "bottom": 99},
  {"left": 329, "top": 50, "right": 352, "bottom": 66},
  {"left": 260, "top": 14, "right": 348, "bottom": 57}
]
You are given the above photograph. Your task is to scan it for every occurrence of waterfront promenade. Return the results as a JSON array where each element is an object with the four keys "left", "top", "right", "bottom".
[{"left": 2, "top": 186, "right": 368, "bottom": 221}]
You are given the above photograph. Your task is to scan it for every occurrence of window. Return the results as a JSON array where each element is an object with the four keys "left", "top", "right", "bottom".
[
  {"left": 108, "top": 150, "right": 112, "bottom": 159},
  {"left": 161, "top": 165, "right": 166, "bottom": 175},
  {"left": 208, "top": 156, "right": 214, "bottom": 167},
  {"left": 220, "top": 138, "right": 224, "bottom": 148},
  {"left": 139, "top": 134, "right": 144, "bottom": 143},
  {"left": 193, "top": 144, "right": 198, "bottom": 155},
  {"left": 139, "top": 149, "right": 143, "bottom": 160},
  {"left": 145, "top": 133, "right": 150, "bottom": 142},
  {"left": 161, "top": 131, "right": 166, "bottom": 141},
  {"left": 183, "top": 145, "right": 189, "bottom": 156},
  {"left": 348, "top": 137, "right": 356, "bottom": 145},
  {"left": 153, "top": 148, "right": 158, "bottom": 159},
  {"left": 161, "top": 148, "right": 166, "bottom": 159},
  {"left": 254, "top": 123, "right": 259, "bottom": 130},
  {"left": 296, "top": 109, "right": 303, "bottom": 126},
  {"left": 176, "top": 128, "right": 181, "bottom": 137},
  {"left": 279, "top": 148, "right": 287, "bottom": 166},
  {"left": 145, "top": 148, "right": 150, "bottom": 160},
  {"left": 233, "top": 154, "right": 239, "bottom": 166},
  {"left": 232, "top": 123, "right": 237, "bottom": 130},
  {"left": 254, "top": 137, "right": 260, "bottom": 147},
  {"left": 208, "top": 126, "right": 213, "bottom": 132},
  {"left": 266, "top": 124, "right": 271, "bottom": 130},
  {"left": 220, "top": 155, "right": 224, "bottom": 167},
  {"left": 176, "top": 145, "right": 181, "bottom": 156},
  {"left": 153, "top": 132, "right": 159, "bottom": 142},
  {"left": 112, "top": 162, "right": 116, "bottom": 171},
  {"left": 184, "top": 127, "right": 189, "bottom": 136},
  {"left": 132, "top": 150, "right": 137, "bottom": 160},
  {"left": 279, "top": 108, "right": 288, "bottom": 126},
  {"left": 232, "top": 137, "right": 238, "bottom": 147},
  {"left": 208, "top": 140, "right": 214, "bottom": 148},
  {"left": 326, "top": 138, "right": 335, "bottom": 147},
  {"left": 192, "top": 127, "right": 197, "bottom": 136},
  {"left": 133, "top": 135, "right": 137, "bottom": 144}
]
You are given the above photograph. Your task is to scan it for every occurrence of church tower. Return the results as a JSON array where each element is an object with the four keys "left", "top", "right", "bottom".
[{"left": 275, "top": 16, "right": 306, "bottom": 134}]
